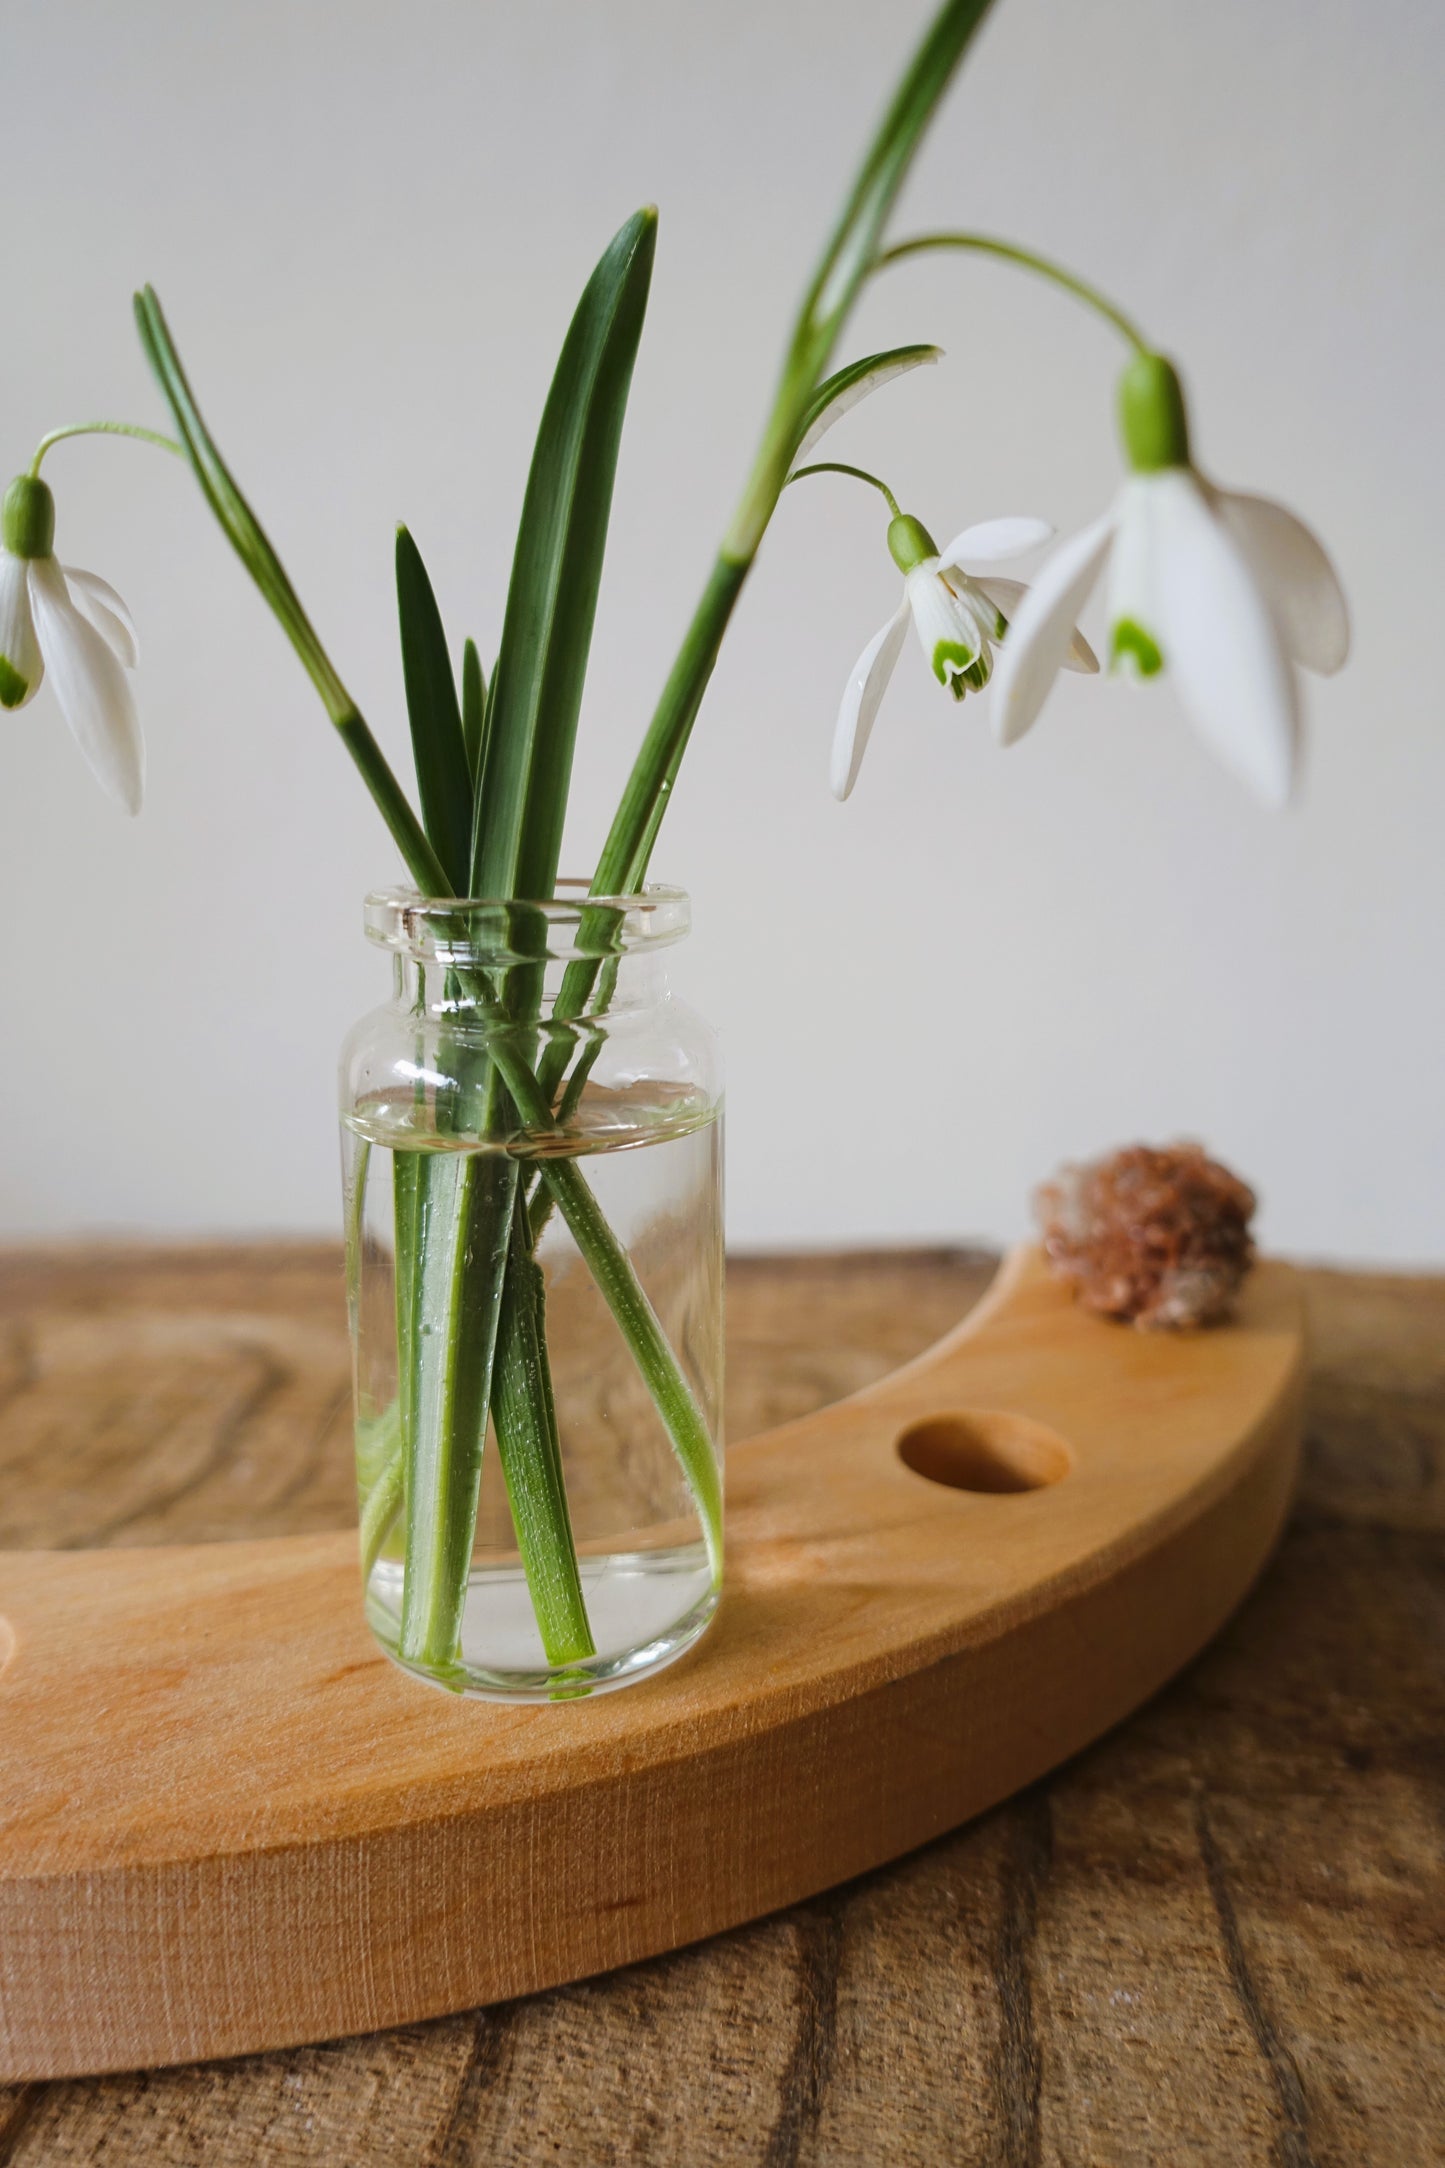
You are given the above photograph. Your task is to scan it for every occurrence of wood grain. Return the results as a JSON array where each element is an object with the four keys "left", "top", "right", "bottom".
[
  {"left": 0, "top": 1245, "right": 1441, "bottom": 2164},
  {"left": 0, "top": 1248, "right": 1303, "bottom": 2077}
]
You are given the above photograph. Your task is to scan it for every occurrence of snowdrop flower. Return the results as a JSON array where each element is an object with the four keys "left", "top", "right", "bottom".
[
  {"left": 832, "top": 507, "right": 1097, "bottom": 800},
  {"left": 0, "top": 474, "right": 143, "bottom": 813},
  {"left": 993, "top": 354, "right": 1348, "bottom": 807}
]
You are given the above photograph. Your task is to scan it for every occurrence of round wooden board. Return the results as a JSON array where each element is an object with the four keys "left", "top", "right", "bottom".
[{"left": 0, "top": 1247, "right": 1302, "bottom": 2081}]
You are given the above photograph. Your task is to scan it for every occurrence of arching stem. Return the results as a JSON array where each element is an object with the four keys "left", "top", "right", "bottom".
[
  {"left": 874, "top": 232, "right": 1148, "bottom": 353},
  {"left": 30, "top": 421, "right": 184, "bottom": 478},
  {"left": 788, "top": 461, "right": 903, "bottom": 518}
]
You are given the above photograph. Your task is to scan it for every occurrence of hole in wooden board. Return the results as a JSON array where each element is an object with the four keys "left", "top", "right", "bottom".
[{"left": 896, "top": 1410, "right": 1072, "bottom": 1494}]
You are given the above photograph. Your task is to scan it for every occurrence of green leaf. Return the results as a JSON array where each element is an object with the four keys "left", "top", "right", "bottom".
[
  {"left": 133, "top": 287, "right": 350, "bottom": 721},
  {"left": 470, "top": 207, "right": 657, "bottom": 902},
  {"left": 395, "top": 527, "right": 473, "bottom": 893},
  {"left": 460, "top": 637, "right": 488, "bottom": 793},
  {"left": 793, "top": 343, "right": 942, "bottom": 461},
  {"left": 133, "top": 287, "right": 451, "bottom": 898}
]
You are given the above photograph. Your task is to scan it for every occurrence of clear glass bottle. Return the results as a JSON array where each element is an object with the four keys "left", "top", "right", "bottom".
[{"left": 340, "top": 882, "right": 724, "bottom": 1701}]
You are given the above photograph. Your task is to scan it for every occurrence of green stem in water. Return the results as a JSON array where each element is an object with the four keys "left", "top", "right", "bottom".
[
  {"left": 359, "top": 1406, "right": 406, "bottom": 1584},
  {"left": 398, "top": 1140, "right": 517, "bottom": 1670},
  {"left": 490, "top": 1192, "right": 594, "bottom": 1664},
  {"left": 538, "top": 1153, "right": 722, "bottom": 1583},
  {"left": 478, "top": 1024, "right": 721, "bottom": 1581},
  {"left": 29, "top": 420, "right": 183, "bottom": 477},
  {"left": 872, "top": 232, "right": 1149, "bottom": 353},
  {"left": 787, "top": 461, "right": 902, "bottom": 517}
]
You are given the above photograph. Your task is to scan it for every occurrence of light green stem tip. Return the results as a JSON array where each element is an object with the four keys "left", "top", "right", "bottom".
[
  {"left": 2, "top": 476, "right": 55, "bottom": 559},
  {"left": 1118, "top": 353, "right": 1191, "bottom": 473},
  {"left": 887, "top": 512, "right": 938, "bottom": 573}
]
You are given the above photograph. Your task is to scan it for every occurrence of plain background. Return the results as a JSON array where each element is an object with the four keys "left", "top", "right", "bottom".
[{"left": 1, "top": 0, "right": 1440, "bottom": 1262}]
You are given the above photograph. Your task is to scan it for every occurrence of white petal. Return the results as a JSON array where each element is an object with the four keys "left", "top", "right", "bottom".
[
  {"left": 795, "top": 347, "right": 942, "bottom": 462},
  {"left": 831, "top": 598, "right": 909, "bottom": 800},
  {"left": 975, "top": 578, "right": 1098, "bottom": 673},
  {"left": 27, "top": 558, "right": 145, "bottom": 814},
  {"left": 0, "top": 549, "right": 42, "bottom": 709},
  {"left": 1211, "top": 489, "right": 1348, "bottom": 675},
  {"left": 1104, "top": 476, "right": 1170, "bottom": 678},
  {"left": 938, "top": 515, "right": 1054, "bottom": 566},
  {"left": 63, "top": 565, "right": 140, "bottom": 669},
  {"left": 1148, "top": 471, "right": 1299, "bottom": 808},
  {"left": 906, "top": 562, "right": 983, "bottom": 690},
  {"left": 992, "top": 513, "right": 1115, "bottom": 745}
]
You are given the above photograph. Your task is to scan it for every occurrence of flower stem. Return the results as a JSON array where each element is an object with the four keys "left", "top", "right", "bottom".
[
  {"left": 593, "top": 553, "right": 751, "bottom": 899},
  {"left": 788, "top": 461, "right": 902, "bottom": 517},
  {"left": 29, "top": 421, "right": 183, "bottom": 477},
  {"left": 873, "top": 232, "right": 1148, "bottom": 352},
  {"left": 584, "top": 1, "right": 995, "bottom": 902},
  {"left": 359, "top": 1408, "right": 405, "bottom": 1583},
  {"left": 472, "top": 1029, "right": 722, "bottom": 1582},
  {"left": 396, "top": 1138, "right": 516, "bottom": 1671},
  {"left": 540, "top": 1154, "right": 723, "bottom": 1583},
  {"left": 489, "top": 1191, "right": 594, "bottom": 1664}
]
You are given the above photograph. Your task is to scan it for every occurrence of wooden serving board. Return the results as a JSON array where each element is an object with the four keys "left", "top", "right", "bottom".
[{"left": 0, "top": 1247, "right": 1303, "bottom": 2082}]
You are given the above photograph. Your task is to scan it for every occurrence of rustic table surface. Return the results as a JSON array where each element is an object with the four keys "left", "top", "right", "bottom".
[{"left": 0, "top": 1244, "right": 1440, "bottom": 2167}]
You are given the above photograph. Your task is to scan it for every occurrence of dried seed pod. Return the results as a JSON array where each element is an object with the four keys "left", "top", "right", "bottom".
[{"left": 1034, "top": 1142, "right": 1256, "bottom": 1330}]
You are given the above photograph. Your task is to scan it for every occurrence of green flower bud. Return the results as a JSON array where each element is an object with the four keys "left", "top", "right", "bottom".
[
  {"left": 1117, "top": 353, "right": 1191, "bottom": 474},
  {"left": 2, "top": 476, "right": 56, "bottom": 559},
  {"left": 887, "top": 512, "right": 939, "bottom": 574}
]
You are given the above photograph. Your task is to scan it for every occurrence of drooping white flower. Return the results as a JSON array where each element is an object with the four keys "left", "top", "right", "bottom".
[
  {"left": 0, "top": 475, "right": 143, "bottom": 814},
  {"left": 992, "top": 354, "right": 1349, "bottom": 807},
  {"left": 832, "top": 511, "right": 1096, "bottom": 800}
]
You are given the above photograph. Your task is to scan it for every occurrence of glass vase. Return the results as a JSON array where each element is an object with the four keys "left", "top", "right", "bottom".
[{"left": 340, "top": 882, "right": 724, "bottom": 1700}]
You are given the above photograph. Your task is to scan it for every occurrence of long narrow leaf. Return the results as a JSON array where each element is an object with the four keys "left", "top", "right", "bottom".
[
  {"left": 793, "top": 343, "right": 942, "bottom": 461},
  {"left": 471, "top": 208, "right": 656, "bottom": 902},
  {"left": 133, "top": 289, "right": 348, "bottom": 716},
  {"left": 460, "top": 637, "right": 487, "bottom": 793},
  {"left": 396, "top": 526, "right": 472, "bottom": 891},
  {"left": 133, "top": 288, "right": 451, "bottom": 898}
]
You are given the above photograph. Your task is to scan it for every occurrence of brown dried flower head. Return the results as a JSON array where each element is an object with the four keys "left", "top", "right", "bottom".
[{"left": 1034, "top": 1142, "right": 1257, "bottom": 1331}]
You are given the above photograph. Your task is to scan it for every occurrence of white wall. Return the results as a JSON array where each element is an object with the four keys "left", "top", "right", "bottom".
[{"left": 1, "top": 0, "right": 1441, "bottom": 1263}]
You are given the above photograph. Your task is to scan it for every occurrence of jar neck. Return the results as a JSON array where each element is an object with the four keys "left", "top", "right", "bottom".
[
  {"left": 392, "top": 945, "right": 671, "bottom": 1021},
  {"left": 365, "top": 883, "right": 690, "bottom": 1024}
]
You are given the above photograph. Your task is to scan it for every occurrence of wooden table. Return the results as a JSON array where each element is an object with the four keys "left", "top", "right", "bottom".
[{"left": 0, "top": 1245, "right": 1441, "bottom": 2166}]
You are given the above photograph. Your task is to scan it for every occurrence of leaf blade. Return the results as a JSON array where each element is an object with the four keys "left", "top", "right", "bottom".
[
  {"left": 793, "top": 343, "right": 943, "bottom": 462},
  {"left": 395, "top": 526, "right": 473, "bottom": 893},
  {"left": 471, "top": 207, "right": 657, "bottom": 902},
  {"left": 132, "top": 287, "right": 451, "bottom": 896},
  {"left": 460, "top": 637, "right": 488, "bottom": 791}
]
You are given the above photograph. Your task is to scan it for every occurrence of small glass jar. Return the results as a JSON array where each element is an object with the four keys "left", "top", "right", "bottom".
[{"left": 340, "top": 883, "right": 724, "bottom": 1701}]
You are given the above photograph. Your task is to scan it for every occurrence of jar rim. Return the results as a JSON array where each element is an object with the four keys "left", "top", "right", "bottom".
[{"left": 364, "top": 880, "right": 690, "bottom": 965}]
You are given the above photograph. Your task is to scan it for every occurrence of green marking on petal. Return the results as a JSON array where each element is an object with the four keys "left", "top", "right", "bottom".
[
  {"left": 0, "top": 655, "right": 31, "bottom": 708},
  {"left": 961, "top": 652, "right": 991, "bottom": 691},
  {"left": 1110, "top": 618, "right": 1164, "bottom": 677},
  {"left": 932, "top": 638, "right": 976, "bottom": 688}
]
